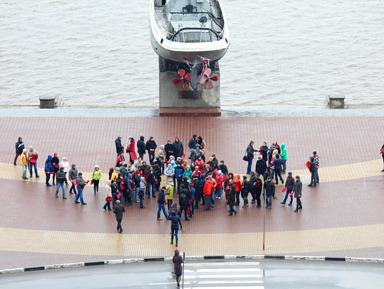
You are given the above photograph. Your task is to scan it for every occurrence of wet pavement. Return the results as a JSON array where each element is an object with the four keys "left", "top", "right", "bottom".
[{"left": 0, "top": 115, "right": 383, "bottom": 270}]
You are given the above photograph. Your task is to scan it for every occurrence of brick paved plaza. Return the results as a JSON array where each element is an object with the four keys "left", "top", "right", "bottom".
[{"left": 0, "top": 116, "right": 383, "bottom": 269}]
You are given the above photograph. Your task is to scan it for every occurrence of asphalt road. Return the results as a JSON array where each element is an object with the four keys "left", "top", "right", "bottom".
[{"left": 0, "top": 259, "right": 383, "bottom": 289}]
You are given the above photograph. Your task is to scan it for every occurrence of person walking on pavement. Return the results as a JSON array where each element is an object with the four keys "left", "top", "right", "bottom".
[
  {"left": 68, "top": 164, "right": 78, "bottom": 194},
  {"left": 14, "top": 137, "right": 25, "bottom": 165},
  {"left": 91, "top": 165, "right": 102, "bottom": 194},
  {"left": 27, "top": 146, "right": 39, "bottom": 178},
  {"left": 103, "top": 180, "right": 113, "bottom": 211},
  {"left": 44, "top": 155, "right": 54, "bottom": 186},
  {"left": 113, "top": 200, "right": 125, "bottom": 233},
  {"left": 281, "top": 172, "right": 295, "bottom": 206},
  {"left": 280, "top": 143, "right": 288, "bottom": 173},
  {"left": 157, "top": 186, "right": 169, "bottom": 220},
  {"left": 170, "top": 210, "right": 182, "bottom": 247},
  {"left": 20, "top": 149, "right": 28, "bottom": 180},
  {"left": 381, "top": 142, "right": 384, "bottom": 172},
  {"left": 228, "top": 179, "right": 237, "bottom": 216},
  {"left": 145, "top": 136, "right": 157, "bottom": 164},
  {"left": 293, "top": 175, "right": 303, "bottom": 212},
  {"left": 75, "top": 172, "right": 87, "bottom": 205},
  {"left": 245, "top": 140, "right": 258, "bottom": 174},
  {"left": 264, "top": 176, "right": 275, "bottom": 209},
  {"left": 54, "top": 167, "right": 67, "bottom": 199},
  {"left": 115, "top": 136, "right": 124, "bottom": 157},
  {"left": 173, "top": 250, "right": 183, "bottom": 287}
]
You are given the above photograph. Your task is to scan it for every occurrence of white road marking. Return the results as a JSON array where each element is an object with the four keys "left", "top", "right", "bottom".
[
  {"left": 184, "top": 268, "right": 261, "bottom": 273},
  {"left": 185, "top": 262, "right": 260, "bottom": 267}
]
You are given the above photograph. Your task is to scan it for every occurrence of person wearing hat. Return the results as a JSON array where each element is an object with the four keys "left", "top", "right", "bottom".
[
  {"left": 75, "top": 172, "right": 87, "bottom": 205},
  {"left": 20, "top": 148, "right": 29, "bottom": 180},
  {"left": 264, "top": 176, "right": 275, "bottom": 209},
  {"left": 281, "top": 172, "right": 295, "bottom": 206},
  {"left": 44, "top": 155, "right": 54, "bottom": 186},
  {"left": 91, "top": 165, "right": 102, "bottom": 194},
  {"left": 145, "top": 136, "right": 157, "bottom": 164},
  {"left": 280, "top": 143, "right": 288, "bottom": 173},
  {"left": 54, "top": 167, "right": 67, "bottom": 199},
  {"left": 115, "top": 136, "right": 124, "bottom": 157},
  {"left": 14, "top": 137, "right": 25, "bottom": 166},
  {"left": 293, "top": 175, "right": 303, "bottom": 212},
  {"left": 113, "top": 200, "right": 125, "bottom": 233}
]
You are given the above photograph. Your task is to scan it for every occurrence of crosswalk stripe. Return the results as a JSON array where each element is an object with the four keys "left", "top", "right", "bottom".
[
  {"left": 185, "top": 268, "right": 261, "bottom": 273},
  {"left": 184, "top": 286, "right": 264, "bottom": 289},
  {"left": 184, "top": 274, "right": 262, "bottom": 279},
  {"left": 149, "top": 280, "right": 263, "bottom": 285},
  {"left": 185, "top": 262, "right": 260, "bottom": 267}
]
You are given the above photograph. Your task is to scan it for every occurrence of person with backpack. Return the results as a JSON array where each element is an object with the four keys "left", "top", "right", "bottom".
[
  {"left": 170, "top": 211, "right": 182, "bottom": 247},
  {"left": 179, "top": 184, "right": 190, "bottom": 221}
]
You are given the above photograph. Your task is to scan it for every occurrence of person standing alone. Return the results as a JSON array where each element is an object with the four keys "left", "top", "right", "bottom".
[
  {"left": 173, "top": 250, "right": 183, "bottom": 287},
  {"left": 14, "top": 137, "right": 25, "bottom": 165},
  {"left": 170, "top": 211, "right": 182, "bottom": 247},
  {"left": 91, "top": 165, "right": 102, "bottom": 194},
  {"left": 113, "top": 200, "right": 125, "bottom": 233}
]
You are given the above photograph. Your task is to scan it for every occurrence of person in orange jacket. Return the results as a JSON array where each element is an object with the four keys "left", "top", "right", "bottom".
[
  {"left": 233, "top": 174, "right": 242, "bottom": 206},
  {"left": 203, "top": 175, "right": 215, "bottom": 210}
]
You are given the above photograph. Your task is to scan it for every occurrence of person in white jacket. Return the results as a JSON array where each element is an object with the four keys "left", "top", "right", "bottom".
[{"left": 61, "top": 157, "right": 70, "bottom": 186}]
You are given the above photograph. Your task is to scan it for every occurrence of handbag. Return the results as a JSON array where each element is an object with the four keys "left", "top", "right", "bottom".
[
  {"left": 243, "top": 155, "right": 249, "bottom": 162},
  {"left": 106, "top": 196, "right": 113, "bottom": 202}
]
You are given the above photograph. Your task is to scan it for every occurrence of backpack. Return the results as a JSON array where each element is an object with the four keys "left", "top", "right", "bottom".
[{"left": 179, "top": 193, "right": 187, "bottom": 207}]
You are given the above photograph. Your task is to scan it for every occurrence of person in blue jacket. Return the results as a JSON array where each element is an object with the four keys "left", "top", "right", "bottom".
[{"left": 44, "top": 155, "right": 54, "bottom": 186}]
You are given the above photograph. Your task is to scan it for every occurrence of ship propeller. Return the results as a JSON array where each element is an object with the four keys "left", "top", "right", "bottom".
[
  {"left": 197, "top": 68, "right": 219, "bottom": 90},
  {"left": 173, "top": 69, "right": 191, "bottom": 90}
]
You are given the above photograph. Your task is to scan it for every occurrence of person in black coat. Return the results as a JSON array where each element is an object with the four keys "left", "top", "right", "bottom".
[
  {"left": 137, "top": 136, "right": 145, "bottom": 160},
  {"left": 255, "top": 155, "right": 267, "bottom": 176},
  {"left": 308, "top": 156, "right": 318, "bottom": 187},
  {"left": 115, "top": 136, "right": 124, "bottom": 156},
  {"left": 51, "top": 153, "right": 60, "bottom": 186},
  {"left": 173, "top": 137, "right": 184, "bottom": 159},
  {"left": 264, "top": 177, "right": 275, "bottom": 209},
  {"left": 173, "top": 250, "right": 183, "bottom": 287},
  {"left": 145, "top": 136, "right": 157, "bottom": 164},
  {"left": 272, "top": 154, "right": 284, "bottom": 185},
  {"left": 254, "top": 176, "right": 263, "bottom": 208},
  {"left": 249, "top": 172, "right": 257, "bottom": 204},
  {"left": 14, "top": 137, "right": 25, "bottom": 165},
  {"left": 188, "top": 134, "right": 197, "bottom": 150},
  {"left": 170, "top": 211, "right": 182, "bottom": 247},
  {"left": 165, "top": 140, "right": 175, "bottom": 161},
  {"left": 241, "top": 175, "right": 249, "bottom": 207},
  {"left": 260, "top": 142, "right": 269, "bottom": 162},
  {"left": 219, "top": 160, "right": 228, "bottom": 175},
  {"left": 228, "top": 179, "right": 237, "bottom": 216},
  {"left": 246, "top": 141, "right": 258, "bottom": 174},
  {"left": 179, "top": 185, "right": 190, "bottom": 221}
]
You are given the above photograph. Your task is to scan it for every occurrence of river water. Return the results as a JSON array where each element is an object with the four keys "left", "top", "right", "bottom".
[{"left": 1, "top": 0, "right": 383, "bottom": 108}]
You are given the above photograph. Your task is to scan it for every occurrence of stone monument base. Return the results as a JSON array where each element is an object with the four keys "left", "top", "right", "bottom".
[{"left": 158, "top": 57, "right": 221, "bottom": 116}]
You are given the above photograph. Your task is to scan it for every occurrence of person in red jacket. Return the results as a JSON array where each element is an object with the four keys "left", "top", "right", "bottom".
[
  {"left": 203, "top": 176, "right": 215, "bottom": 210},
  {"left": 27, "top": 146, "right": 39, "bottom": 178},
  {"left": 126, "top": 136, "right": 137, "bottom": 163},
  {"left": 233, "top": 174, "right": 242, "bottom": 206},
  {"left": 214, "top": 170, "right": 225, "bottom": 200}
]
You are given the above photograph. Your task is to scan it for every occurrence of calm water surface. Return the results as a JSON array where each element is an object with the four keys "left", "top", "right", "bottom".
[{"left": 0, "top": 0, "right": 383, "bottom": 108}]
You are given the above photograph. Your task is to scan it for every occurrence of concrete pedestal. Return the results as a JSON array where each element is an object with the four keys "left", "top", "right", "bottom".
[{"left": 158, "top": 57, "right": 221, "bottom": 116}]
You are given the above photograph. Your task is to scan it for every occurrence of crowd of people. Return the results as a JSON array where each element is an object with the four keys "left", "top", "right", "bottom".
[{"left": 14, "top": 134, "right": 325, "bottom": 243}]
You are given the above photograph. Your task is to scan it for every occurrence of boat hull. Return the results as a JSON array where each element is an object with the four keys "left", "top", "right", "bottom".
[{"left": 149, "top": 0, "right": 229, "bottom": 63}]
